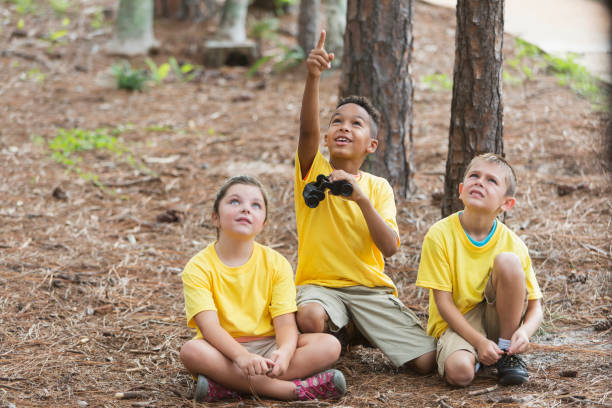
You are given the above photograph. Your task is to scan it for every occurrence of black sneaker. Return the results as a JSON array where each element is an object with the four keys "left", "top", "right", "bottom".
[{"left": 496, "top": 353, "right": 528, "bottom": 385}]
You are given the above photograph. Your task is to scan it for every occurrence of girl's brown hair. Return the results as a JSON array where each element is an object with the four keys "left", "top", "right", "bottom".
[{"left": 212, "top": 175, "right": 269, "bottom": 222}]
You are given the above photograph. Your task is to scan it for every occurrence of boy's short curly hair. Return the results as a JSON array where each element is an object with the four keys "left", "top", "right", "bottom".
[{"left": 336, "top": 95, "right": 381, "bottom": 139}]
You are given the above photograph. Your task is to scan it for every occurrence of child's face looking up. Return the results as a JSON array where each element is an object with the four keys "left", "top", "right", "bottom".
[
  {"left": 459, "top": 159, "right": 515, "bottom": 214},
  {"left": 324, "top": 103, "right": 378, "bottom": 160},
  {"left": 212, "top": 184, "right": 266, "bottom": 240}
]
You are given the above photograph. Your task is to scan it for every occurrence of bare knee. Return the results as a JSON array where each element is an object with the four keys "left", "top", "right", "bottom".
[
  {"left": 297, "top": 303, "right": 328, "bottom": 333},
  {"left": 180, "top": 339, "right": 214, "bottom": 374},
  {"left": 493, "top": 253, "right": 524, "bottom": 281},
  {"left": 411, "top": 350, "right": 436, "bottom": 375},
  {"left": 444, "top": 354, "right": 476, "bottom": 387}
]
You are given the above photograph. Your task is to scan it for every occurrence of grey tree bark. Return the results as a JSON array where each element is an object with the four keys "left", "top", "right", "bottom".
[
  {"left": 106, "top": 0, "right": 158, "bottom": 56},
  {"left": 325, "top": 0, "right": 347, "bottom": 66},
  {"left": 441, "top": 0, "right": 505, "bottom": 217},
  {"left": 298, "top": 0, "right": 320, "bottom": 55},
  {"left": 340, "top": 0, "right": 414, "bottom": 198},
  {"left": 216, "top": 0, "right": 249, "bottom": 42}
]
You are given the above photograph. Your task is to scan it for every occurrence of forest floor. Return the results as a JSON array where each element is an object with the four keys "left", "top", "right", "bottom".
[{"left": 0, "top": 1, "right": 610, "bottom": 407}]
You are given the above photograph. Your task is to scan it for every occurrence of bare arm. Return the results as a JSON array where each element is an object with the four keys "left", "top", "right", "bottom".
[
  {"left": 508, "top": 299, "right": 542, "bottom": 355},
  {"left": 267, "top": 313, "right": 299, "bottom": 378},
  {"left": 299, "top": 30, "right": 334, "bottom": 177},
  {"left": 433, "top": 289, "right": 504, "bottom": 365},
  {"left": 193, "top": 310, "right": 275, "bottom": 376},
  {"left": 329, "top": 169, "right": 398, "bottom": 257}
]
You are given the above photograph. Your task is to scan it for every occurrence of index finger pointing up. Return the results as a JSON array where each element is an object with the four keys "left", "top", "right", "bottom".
[{"left": 316, "top": 30, "right": 326, "bottom": 50}]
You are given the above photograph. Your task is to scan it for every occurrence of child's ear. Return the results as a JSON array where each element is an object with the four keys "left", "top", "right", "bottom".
[
  {"left": 500, "top": 196, "right": 516, "bottom": 212},
  {"left": 211, "top": 211, "right": 220, "bottom": 228},
  {"left": 367, "top": 138, "right": 378, "bottom": 153},
  {"left": 323, "top": 132, "right": 329, "bottom": 147},
  {"left": 458, "top": 183, "right": 464, "bottom": 195}
]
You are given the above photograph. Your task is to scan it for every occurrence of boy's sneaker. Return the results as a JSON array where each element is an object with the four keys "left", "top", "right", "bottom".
[
  {"left": 294, "top": 369, "right": 347, "bottom": 400},
  {"left": 496, "top": 353, "right": 528, "bottom": 385},
  {"left": 194, "top": 374, "right": 240, "bottom": 402}
]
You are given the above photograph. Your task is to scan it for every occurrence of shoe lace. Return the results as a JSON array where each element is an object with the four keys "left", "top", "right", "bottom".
[{"left": 500, "top": 353, "right": 527, "bottom": 369}]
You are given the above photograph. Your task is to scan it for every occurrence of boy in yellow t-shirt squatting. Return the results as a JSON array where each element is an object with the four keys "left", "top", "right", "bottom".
[
  {"left": 294, "top": 30, "right": 437, "bottom": 374},
  {"left": 416, "top": 153, "right": 543, "bottom": 386}
]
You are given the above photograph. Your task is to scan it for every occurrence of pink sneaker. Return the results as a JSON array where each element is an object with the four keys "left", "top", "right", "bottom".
[
  {"left": 194, "top": 374, "right": 240, "bottom": 402},
  {"left": 294, "top": 369, "right": 347, "bottom": 400}
]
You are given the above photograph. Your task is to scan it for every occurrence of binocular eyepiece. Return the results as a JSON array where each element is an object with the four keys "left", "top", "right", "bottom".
[{"left": 303, "top": 174, "right": 353, "bottom": 208}]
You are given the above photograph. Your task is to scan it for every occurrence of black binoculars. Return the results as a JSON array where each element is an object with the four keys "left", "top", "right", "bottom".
[{"left": 303, "top": 174, "right": 353, "bottom": 208}]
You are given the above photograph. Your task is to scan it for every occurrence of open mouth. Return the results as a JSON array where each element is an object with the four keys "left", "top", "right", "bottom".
[
  {"left": 335, "top": 136, "right": 351, "bottom": 144},
  {"left": 469, "top": 190, "right": 484, "bottom": 198},
  {"left": 235, "top": 217, "right": 251, "bottom": 224}
]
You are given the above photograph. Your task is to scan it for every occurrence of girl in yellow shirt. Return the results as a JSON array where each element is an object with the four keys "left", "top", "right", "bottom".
[{"left": 180, "top": 176, "right": 346, "bottom": 402}]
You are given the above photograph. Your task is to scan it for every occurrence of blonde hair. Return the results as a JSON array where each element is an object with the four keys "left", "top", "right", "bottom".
[{"left": 464, "top": 153, "right": 517, "bottom": 196}]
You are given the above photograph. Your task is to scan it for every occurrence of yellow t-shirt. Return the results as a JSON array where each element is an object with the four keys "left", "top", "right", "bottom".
[
  {"left": 416, "top": 212, "right": 543, "bottom": 339},
  {"left": 182, "top": 242, "right": 297, "bottom": 339},
  {"left": 294, "top": 151, "right": 400, "bottom": 294}
]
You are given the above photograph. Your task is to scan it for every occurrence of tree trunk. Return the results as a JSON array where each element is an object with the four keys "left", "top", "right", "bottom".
[
  {"left": 441, "top": 0, "right": 505, "bottom": 217},
  {"left": 325, "top": 0, "right": 347, "bottom": 67},
  {"left": 298, "top": 0, "right": 320, "bottom": 55},
  {"left": 106, "top": 0, "right": 158, "bottom": 56},
  {"left": 216, "top": 0, "right": 249, "bottom": 42},
  {"left": 340, "top": 0, "right": 414, "bottom": 198}
]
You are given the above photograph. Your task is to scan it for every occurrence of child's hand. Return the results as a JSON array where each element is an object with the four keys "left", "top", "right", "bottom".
[
  {"left": 306, "top": 30, "right": 335, "bottom": 77},
  {"left": 476, "top": 338, "right": 504, "bottom": 366},
  {"left": 508, "top": 327, "right": 529, "bottom": 354},
  {"left": 234, "top": 353, "right": 275, "bottom": 377},
  {"left": 267, "top": 348, "right": 291, "bottom": 378},
  {"left": 329, "top": 169, "right": 366, "bottom": 203}
]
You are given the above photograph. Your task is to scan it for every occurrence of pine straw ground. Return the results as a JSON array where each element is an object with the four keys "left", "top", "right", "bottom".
[{"left": 0, "top": 1, "right": 611, "bottom": 407}]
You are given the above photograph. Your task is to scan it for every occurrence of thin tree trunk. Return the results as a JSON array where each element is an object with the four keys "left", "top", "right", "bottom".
[
  {"left": 442, "top": 0, "right": 505, "bottom": 217},
  {"left": 298, "top": 0, "right": 320, "bottom": 55},
  {"left": 216, "top": 0, "right": 249, "bottom": 42},
  {"left": 325, "top": 0, "right": 347, "bottom": 66},
  {"left": 106, "top": 0, "right": 158, "bottom": 56},
  {"left": 340, "top": 0, "right": 414, "bottom": 197}
]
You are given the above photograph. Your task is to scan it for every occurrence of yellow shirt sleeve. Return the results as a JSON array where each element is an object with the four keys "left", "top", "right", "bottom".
[{"left": 182, "top": 243, "right": 297, "bottom": 339}]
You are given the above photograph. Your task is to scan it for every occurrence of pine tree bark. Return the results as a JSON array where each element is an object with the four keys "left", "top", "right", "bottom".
[
  {"left": 298, "top": 0, "right": 320, "bottom": 55},
  {"left": 442, "top": 0, "right": 505, "bottom": 217},
  {"left": 106, "top": 0, "right": 158, "bottom": 56},
  {"left": 216, "top": 0, "right": 249, "bottom": 42},
  {"left": 340, "top": 0, "right": 414, "bottom": 197}
]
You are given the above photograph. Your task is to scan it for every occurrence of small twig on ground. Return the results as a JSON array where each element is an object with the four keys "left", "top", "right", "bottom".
[
  {"left": 115, "top": 391, "right": 149, "bottom": 400},
  {"left": 468, "top": 384, "right": 498, "bottom": 396},
  {"left": 529, "top": 343, "right": 609, "bottom": 355}
]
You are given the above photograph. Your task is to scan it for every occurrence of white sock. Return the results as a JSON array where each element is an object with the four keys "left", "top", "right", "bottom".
[{"left": 498, "top": 338, "right": 511, "bottom": 351}]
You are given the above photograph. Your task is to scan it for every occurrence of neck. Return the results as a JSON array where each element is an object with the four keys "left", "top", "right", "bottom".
[
  {"left": 215, "top": 235, "right": 254, "bottom": 267},
  {"left": 329, "top": 157, "right": 362, "bottom": 176},
  {"left": 459, "top": 210, "right": 497, "bottom": 241}
]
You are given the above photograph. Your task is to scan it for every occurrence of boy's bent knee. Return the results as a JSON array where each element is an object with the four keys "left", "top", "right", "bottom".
[
  {"left": 297, "top": 303, "right": 329, "bottom": 333},
  {"left": 493, "top": 253, "right": 524, "bottom": 281},
  {"left": 444, "top": 353, "right": 476, "bottom": 387},
  {"left": 410, "top": 350, "right": 436, "bottom": 375}
]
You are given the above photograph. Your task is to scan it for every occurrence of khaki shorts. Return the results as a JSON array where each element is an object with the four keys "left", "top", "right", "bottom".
[
  {"left": 241, "top": 337, "right": 277, "bottom": 359},
  {"left": 436, "top": 274, "right": 528, "bottom": 376},
  {"left": 297, "top": 284, "right": 436, "bottom": 367}
]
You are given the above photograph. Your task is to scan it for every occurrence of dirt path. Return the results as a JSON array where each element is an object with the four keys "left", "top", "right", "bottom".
[{"left": 0, "top": 1, "right": 610, "bottom": 407}]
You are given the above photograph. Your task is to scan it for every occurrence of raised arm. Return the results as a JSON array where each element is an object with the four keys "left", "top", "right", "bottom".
[{"left": 299, "top": 30, "right": 334, "bottom": 177}]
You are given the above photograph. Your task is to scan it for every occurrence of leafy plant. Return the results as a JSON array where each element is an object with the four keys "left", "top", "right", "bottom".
[
  {"left": 49, "top": 0, "right": 71, "bottom": 15},
  {"left": 145, "top": 58, "right": 170, "bottom": 85},
  {"left": 168, "top": 57, "right": 197, "bottom": 82},
  {"left": 6, "top": 0, "right": 35, "bottom": 14},
  {"left": 422, "top": 73, "right": 453, "bottom": 91},
  {"left": 90, "top": 8, "right": 104, "bottom": 29},
  {"left": 248, "top": 17, "right": 304, "bottom": 77},
  {"left": 112, "top": 61, "right": 148, "bottom": 91}
]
